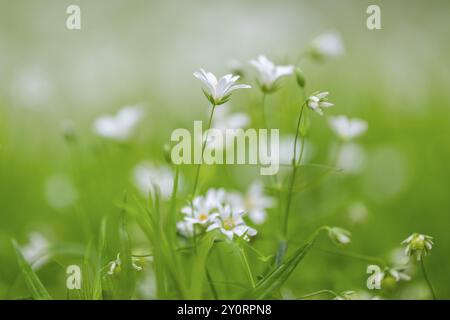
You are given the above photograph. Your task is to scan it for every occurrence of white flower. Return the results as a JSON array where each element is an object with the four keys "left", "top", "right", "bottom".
[
  {"left": 45, "top": 173, "right": 78, "bottom": 210},
  {"left": 107, "top": 254, "right": 122, "bottom": 276},
  {"left": 207, "top": 205, "right": 257, "bottom": 241},
  {"left": 388, "top": 266, "right": 411, "bottom": 282},
  {"left": 133, "top": 162, "right": 177, "bottom": 199},
  {"left": 402, "top": 233, "right": 434, "bottom": 261},
  {"left": 335, "top": 143, "right": 366, "bottom": 174},
  {"left": 310, "top": 32, "right": 345, "bottom": 60},
  {"left": 21, "top": 232, "right": 50, "bottom": 270},
  {"left": 306, "top": 91, "right": 334, "bottom": 115},
  {"left": 180, "top": 189, "right": 226, "bottom": 225},
  {"left": 93, "top": 106, "right": 144, "bottom": 141},
  {"left": 176, "top": 220, "right": 195, "bottom": 238},
  {"left": 329, "top": 116, "right": 368, "bottom": 141},
  {"left": 227, "top": 181, "right": 275, "bottom": 225},
  {"left": 278, "top": 135, "right": 313, "bottom": 166},
  {"left": 367, "top": 264, "right": 411, "bottom": 289},
  {"left": 249, "top": 55, "right": 294, "bottom": 92},
  {"left": 107, "top": 253, "right": 142, "bottom": 276},
  {"left": 328, "top": 227, "right": 352, "bottom": 245},
  {"left": 194, "top": 69, "right": 251, "bottom": 105}
]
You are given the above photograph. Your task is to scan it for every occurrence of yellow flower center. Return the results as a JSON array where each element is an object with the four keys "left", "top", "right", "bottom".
[
  {"left": 223, "top": 218, "right": 235, "bottom": 230},
  {"left": 199, "top": 213, "right": 208, "bottom": 221}
]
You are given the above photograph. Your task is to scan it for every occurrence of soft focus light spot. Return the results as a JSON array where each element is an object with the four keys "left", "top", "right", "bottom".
[
  {"left": 362, "top": 146, "right": 409, "bottom": 203},
  {"left": 45, "top": 174, "right": 78, "bottom": 210}
]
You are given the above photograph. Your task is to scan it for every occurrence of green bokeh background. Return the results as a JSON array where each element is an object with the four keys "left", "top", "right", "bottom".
[{"left": 1, "top": 0, "right": 449, "bottom": 299}]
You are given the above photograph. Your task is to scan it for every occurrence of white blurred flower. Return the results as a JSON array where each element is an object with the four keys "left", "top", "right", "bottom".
[
  {"left": 329, "top": 116, "right": 368, "bottom": 141},
  {"left": 328, "top": 227, "right": 352, "bottom": 245},
  {"left": 249, "top": 55, "right": 294, "bottom": 92},
  {"left": 307, "top": 91, "right": 334, "bottom": 115},
  {"left": 194, "top": 69, "right": 251, "bottom": 105},
  {"left": 347, "top": 201, "right": 369, "bottom": 224},
  {"left": 176, "top": 220, "right": 195, "bottom": 238},
  {"left": 402, "top": 233, "right": 434, "bottom": 261},
  {"left": 45, "top": 174, "right": 78, "bottom": 210},
  {"left": 93, "top": 106, "right": 144, "bottom": 141},
  {"left": 133, "top": 163, "right": 177, "bottom": 199},
  {"left": 21, "top": 232, "right": 50, "bottom": 270},
  {"left": 227, "top": 181, "right": 275, "bottom": 225},
  {"left": 390, "top": 247, "right": 410, "bottom": 266},
  {"left": 107, "top": 254, "right": 121, "bottom": 276},
  {"left": 310, "top": 32, "right": 345, "bottom": 60},
  {"left": 278, "top": 135, "right": 313, "bottom": 166},
  {"left": 336, "top": 143, "right": 366, "bottom": 174},
  {"left": 207, "top": 205, "right": 257, "bottom": 241},
  {"left": 180, "top": 189, "right": 226, "bottom": 226},
  {"left": 367, "top": 264, "right": 411, "bottom": 289},
  {"left": 11, "top": 65, "right": 53, "bottom": 109},
  {"left": 138, "top": 270, "right": 157, "bottom": 299},
  {"left": 207, "top": 105, "right": 250, "bottom": 149}
]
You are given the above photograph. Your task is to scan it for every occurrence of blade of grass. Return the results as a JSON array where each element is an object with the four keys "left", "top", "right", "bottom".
[
  {"left": 245, "top": 241, "right": 313, "bottom": 299},
  {"left": 11, "top": 239, "right": 52, "bottom": 300},
  {"left": 190, "top": 232, "right": 215, "bottom": 299}
]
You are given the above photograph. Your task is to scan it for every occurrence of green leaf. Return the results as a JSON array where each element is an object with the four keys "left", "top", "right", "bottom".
[
  {"left": 245, "top": 241, "right": 313, "bottom": 299},
  {"left": 190, "top": 233, "right": 216, "bottom": 299},
  {"left": 11, "top": 239, "right": 52, "bottom": 300},
  {"left": 92, "top": 217, "right": 107, "bottom": 300}
]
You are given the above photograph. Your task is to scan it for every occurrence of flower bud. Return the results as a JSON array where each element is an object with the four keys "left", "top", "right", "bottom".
[
  {"left": 328, "top": 227, "right": 351, "bottom": 245},
  {"left": 295, "top": 67, "right": 306, "bottom": 88},
  {"left": 163, "top": 143, "right": 172, "bottom": 164}
]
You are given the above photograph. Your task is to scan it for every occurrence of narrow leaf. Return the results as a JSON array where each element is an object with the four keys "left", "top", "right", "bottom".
[{"left": 12, "top": 239, "right": 52, "bottom": 300}]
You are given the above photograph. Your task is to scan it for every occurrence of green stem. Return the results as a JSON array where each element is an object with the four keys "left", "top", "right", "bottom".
[
  {"left": 317, "top": 247, "right": 387, "bottom": 267},
  {"left": 421, "top": 259, "right": 437, "bottom": 300},
  {"left": 261, "top": 92, "right": 268, "bottom": 128},
  {"left": 283, "top": 101, "right": 307, "bottom": 237},
  {"left": 296, "top": 289, "right": 339, "bottom": 300},
  {"left": 239, "top": 248, "right": 256, "bottom": 288},
  {"left": 191, "top": 103, "right": 216, "bottom": 197},
  {"left": 190, "top": 103, "right": 216, "bottom": 250}
]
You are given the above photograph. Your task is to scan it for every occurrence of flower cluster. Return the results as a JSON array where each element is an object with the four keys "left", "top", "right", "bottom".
[{"left": 178, "top": 184, "right": 274, "bottom": 241}]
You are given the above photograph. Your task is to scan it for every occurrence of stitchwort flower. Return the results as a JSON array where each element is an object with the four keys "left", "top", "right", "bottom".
[
  {"left": 328, "top": 227, "right": 352, "bottom": 245},
  {"left": 307, "top": 91, "right": 334, "bottom": 115},
  {"left": 402, "top": 233, "right": 434, "bottom": 261},
  {"left": 249, "top": 55, "right": 294, "bottom": 93},
  {"left": 180, "top": 189, "right": 226, "bottom": 226},
  {"left": 193, "top": 69, "right": 251, "bottom": 105},
  {"left": 93, "top": 106, "right": 144, "bottom": 141},
  {"left": 227, "top": 181, "right": 275, "bottom": 225},
  {"left": 207, "top": 205, "right": 257, "bottom": 241},
  {"left": 309, "top": 31, "right": 345, "bottom": 61},
  {"left": 329, "top": 116, "right": 368, "bottom": 141}
]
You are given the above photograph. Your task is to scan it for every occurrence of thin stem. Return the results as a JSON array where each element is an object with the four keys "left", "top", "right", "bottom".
[
  {"left": 190, "top": 103, "right": 216, "bottom": 250},
  {"left": 261, "top": 92, "right": 268, "bottom": 128},
  {"left": 296, "top": 289, "right": 339, "bottom": 300},
  {"left": 421, "top": 259, "right": 437, "bottom": 300},
  {"left": 191, "top": 103, "right": 216, "bottom": 197},
  {"left": 282, "top": 101, "right": 307, "bottom": 237},
  {"left": 317, "top": 247, "right": 387, "bottom": 267},
  {"left": 239, "top": 248, "right": 256, "bottom": 288}
]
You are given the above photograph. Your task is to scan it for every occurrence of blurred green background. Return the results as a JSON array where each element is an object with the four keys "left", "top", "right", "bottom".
[{"left": 1, "top": 0, "right": 449, "bottom": 299}]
